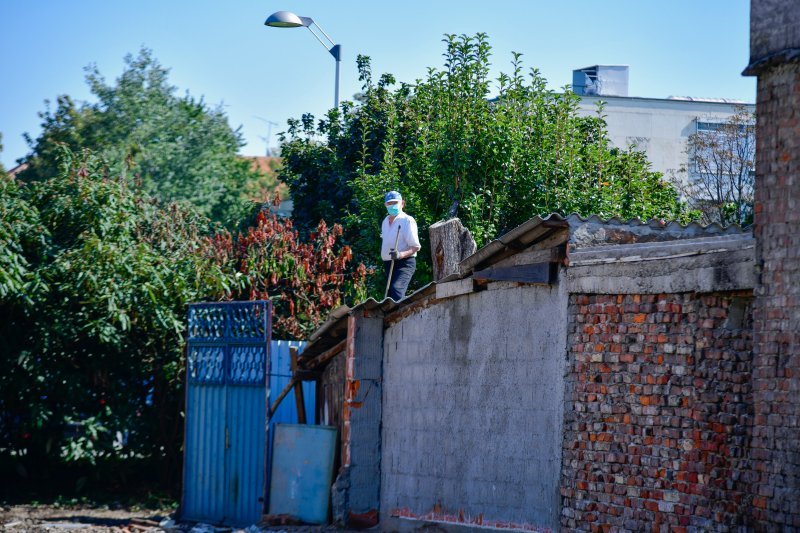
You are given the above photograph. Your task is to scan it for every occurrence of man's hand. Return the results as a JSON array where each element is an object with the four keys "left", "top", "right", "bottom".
[{"left": 390, "top": 249, "right": 399, "bottom": 260}]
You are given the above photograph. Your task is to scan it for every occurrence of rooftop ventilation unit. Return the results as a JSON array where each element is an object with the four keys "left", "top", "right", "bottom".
[{"left": 572, "top": 65, "right": 629, "bottom": 96}]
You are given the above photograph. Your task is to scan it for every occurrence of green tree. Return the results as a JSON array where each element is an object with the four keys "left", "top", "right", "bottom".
[
  {"left": 279, "top": 34, "right": 693, "bottom": 297},
  {"left": 2, "top": 148, "right": 227, "bottom": 491},
  {"left": 20, "top": 48, "right": 259, "bottom": 225},
  {"left": 0, "top": 147, "right": 365, "bottom": 495},
  {"left": 0, "top": 161, "right": 44, "bottom": 306}
]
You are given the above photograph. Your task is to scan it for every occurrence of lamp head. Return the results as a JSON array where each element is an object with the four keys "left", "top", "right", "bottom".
[{"left": 264, "top": 11, "right": 309, "bottom": 28}]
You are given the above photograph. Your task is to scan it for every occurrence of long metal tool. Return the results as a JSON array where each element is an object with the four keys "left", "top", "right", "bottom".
[{"left": 384, "top": 225, "right": 402, "bottom": 300}]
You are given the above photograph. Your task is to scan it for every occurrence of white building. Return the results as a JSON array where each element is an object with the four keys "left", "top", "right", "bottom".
[{"left": 572, "top": 65, "right": 754, "bottom": 179}]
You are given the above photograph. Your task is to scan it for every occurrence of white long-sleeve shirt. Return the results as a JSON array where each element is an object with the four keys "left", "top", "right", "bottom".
[{"left": 380, "top": 212, "right": 421, "bottom": 261}]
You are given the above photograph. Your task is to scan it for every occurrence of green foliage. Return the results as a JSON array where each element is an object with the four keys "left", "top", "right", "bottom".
[
  {"left": 20, "top": 48, "right": 260, "bottom": 225},
  {"left": 0, "top": 147, "right": 365, "bottom": 493},
  {"left": 1, "top": 148, "right": 220, "bottom": 489},
  {"left": 279, "top": 34, "right": 694, "bottom": 295},
  {"left": 0, "top": 172, "right": 44, "bottom": 304}
]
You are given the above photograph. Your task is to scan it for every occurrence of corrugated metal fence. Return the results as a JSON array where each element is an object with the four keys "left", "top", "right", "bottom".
[
  {"left": 268, "top": 340, "right": 314, "bottom": 426},
  {"left": 265, "top": 340, "right": 313, "bottom": 512},
  {"left": 181, "top": 302, "right": 311, "bottom": 526}
]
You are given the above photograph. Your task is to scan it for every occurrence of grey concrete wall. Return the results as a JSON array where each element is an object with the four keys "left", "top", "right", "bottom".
[{"left": 380, "top": 283, "right": 568, "bottom": 529}]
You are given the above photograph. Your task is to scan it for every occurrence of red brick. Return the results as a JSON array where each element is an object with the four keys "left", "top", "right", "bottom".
[{"left": 563, "top": 291, "right": 754, "bottom": 530}]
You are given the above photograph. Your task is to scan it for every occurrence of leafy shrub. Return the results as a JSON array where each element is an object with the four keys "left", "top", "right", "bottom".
[{"left": 0, "top": 148, "right": 364, "bottom": 494}]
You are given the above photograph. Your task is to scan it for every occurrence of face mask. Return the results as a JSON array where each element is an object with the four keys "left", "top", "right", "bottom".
[{"left": 386, "top": 204, "right": 401, "bottom": 216}]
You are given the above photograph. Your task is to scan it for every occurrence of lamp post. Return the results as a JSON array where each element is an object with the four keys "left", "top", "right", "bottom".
[{"left": 264, "top": 10, "right": 342, "bottom": 108}]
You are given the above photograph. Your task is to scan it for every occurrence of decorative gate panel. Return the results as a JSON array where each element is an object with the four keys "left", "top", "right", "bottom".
[{"left": 182, "top": 301, "right": 271, "bottom": 526}]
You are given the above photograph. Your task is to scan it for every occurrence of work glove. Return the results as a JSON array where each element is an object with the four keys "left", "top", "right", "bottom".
[{"left": 389, "top": 249, "right": 399, "bottom": 261}]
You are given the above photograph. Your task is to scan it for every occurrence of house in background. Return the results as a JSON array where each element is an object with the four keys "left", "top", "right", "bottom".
[{"left": 572, "top": 65, "right": 754, "bottom": 180}]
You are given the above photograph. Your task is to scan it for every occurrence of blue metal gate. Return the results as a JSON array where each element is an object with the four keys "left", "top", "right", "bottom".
[{"left": 182, "top": 301, "right": 272, "bottom": 526}]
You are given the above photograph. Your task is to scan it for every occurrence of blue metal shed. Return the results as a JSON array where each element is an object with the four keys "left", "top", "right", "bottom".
[{"left": 181, "top": 302, "right": 312, "bottom": 526}]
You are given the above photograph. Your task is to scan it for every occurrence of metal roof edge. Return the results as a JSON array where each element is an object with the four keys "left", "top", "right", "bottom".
[
  {"left": 299, "top": 283, "right": 437, "bottom": 362},
  {"left": 577, "top": 94, "right": 755, "bottom": 107},
  {"left": 307, "top": 305, "right": 351, "bottom": 343},
  {"left": 458, "top": 213, "right": 568, "bottom": 274},
  {"left": 564, "top": 213, "right": 749, "bottom": 234}
]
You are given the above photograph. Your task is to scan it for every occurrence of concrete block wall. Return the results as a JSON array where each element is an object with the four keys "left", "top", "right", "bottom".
[
  {"left": 560, "top": 292, "right": 753, "bottom": 531},
  {"left": 380, "top": 284, "right": 568, "bottom": 530}
]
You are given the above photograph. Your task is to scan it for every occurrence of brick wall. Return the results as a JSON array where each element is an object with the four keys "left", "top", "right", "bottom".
[
  {"left": 749, "top": 62, "right": 800, "bottom": 527},
  {"left": 561, "top": 292, "right": 753, "bottom": 531}
]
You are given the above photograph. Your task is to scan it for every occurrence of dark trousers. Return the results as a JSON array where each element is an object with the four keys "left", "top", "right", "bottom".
[{"left": 384, "top": 257, "right": 416, "bottom": 301}]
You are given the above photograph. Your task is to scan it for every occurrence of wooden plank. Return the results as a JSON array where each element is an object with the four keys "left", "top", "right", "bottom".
[
  {"left": 269, "top": 378, "right": 295, "bottom": 418},
  {"left": 290, "top": 347, "right": 307, "bottom": 424},
  {"left": 479, "top": 227, "right": 564, "bottom": 267},
  {"left": 472, "top": 262, "right": 556, "bottom": 284},
  {"left": 531, "top": 230, "right": 569, "bottom": 251},
  {"left": 300, "top": 339, "right": 347, "bottom": 370},
  {"left": 491, "top": 243, "right": 566, "bottom": 269},
  {"left": 514, "top": 224, "right": 555, "bottom": 247}
]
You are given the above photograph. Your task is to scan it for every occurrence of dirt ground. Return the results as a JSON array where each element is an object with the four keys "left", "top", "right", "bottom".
[
  {"left": 0, "top": 505, "right": 355, "bottom": 532},
  {"left": 0, "top": 505, "right": 171, "bottom": 533}
]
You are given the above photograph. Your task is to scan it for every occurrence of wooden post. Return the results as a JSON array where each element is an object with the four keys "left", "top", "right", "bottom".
[
  {"left": 290, "top": 347, "right": 306, "bottom": 424},
  {"left": 429, "top": 218, "right": 477, "bottom": 281}
]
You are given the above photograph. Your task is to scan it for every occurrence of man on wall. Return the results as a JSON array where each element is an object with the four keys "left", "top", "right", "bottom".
[{"left": 381, "top": 190, "right": 421, "bottom": 301}]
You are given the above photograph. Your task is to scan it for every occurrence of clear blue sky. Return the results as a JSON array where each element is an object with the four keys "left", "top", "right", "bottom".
[{"left": 0, "top": 0, "right": 754, "bottom": 169}]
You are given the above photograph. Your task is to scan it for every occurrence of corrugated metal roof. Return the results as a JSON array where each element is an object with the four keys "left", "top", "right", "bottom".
[
  {"left": 458, "top": 214, "right": 569, "bottom": 274},
  {"left": 298, "top": 283, "right": 436, "bottom": 364},
  {"left": 565, "top": 213, "right": 749, "bottom": 250}
]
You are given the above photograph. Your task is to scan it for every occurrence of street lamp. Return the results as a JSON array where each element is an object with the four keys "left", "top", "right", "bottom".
[{"left": 264, "top": 10, "right": 342, "bottom": 108}]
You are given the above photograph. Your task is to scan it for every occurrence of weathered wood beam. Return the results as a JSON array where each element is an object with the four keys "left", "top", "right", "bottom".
[
  {"left": 475, "top": 228, "right": 563, "bottom": 269},
  {"left": 301, "top": 339, "right": 347, "bottom": 371},
  {"left": 269, "top": 378, "right": 295, "bottom": 418},
  {"left": 492, "top": 242, "right": 567, "bottom": 269}
]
